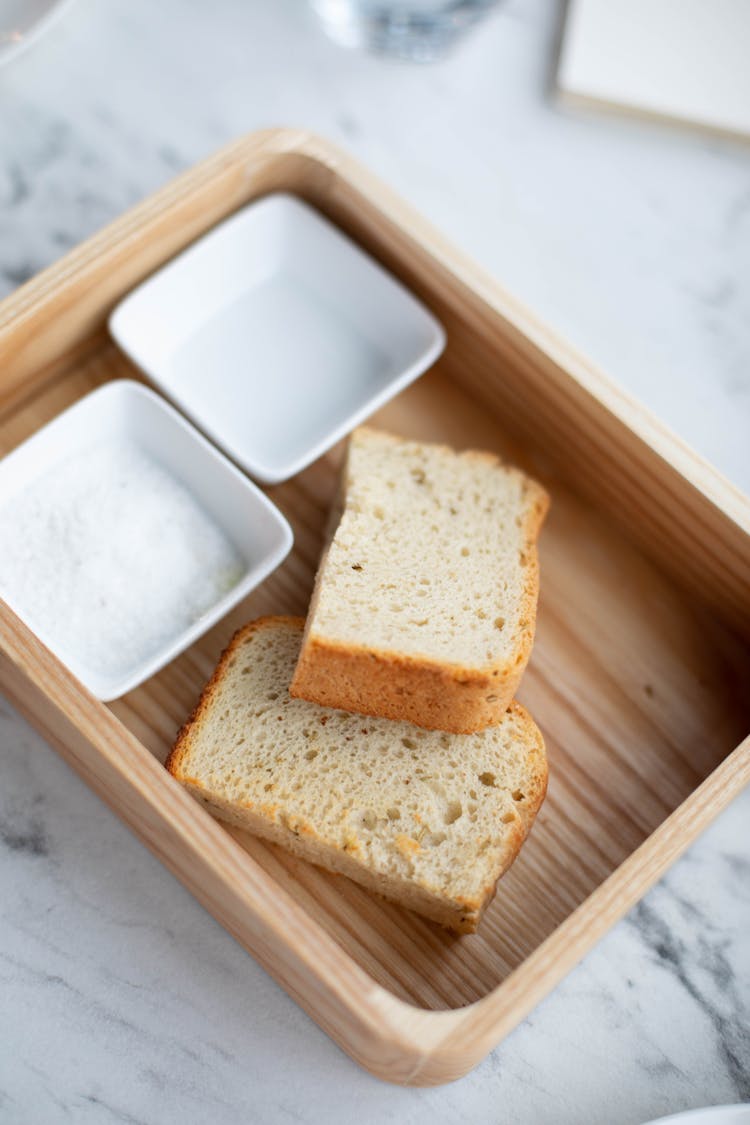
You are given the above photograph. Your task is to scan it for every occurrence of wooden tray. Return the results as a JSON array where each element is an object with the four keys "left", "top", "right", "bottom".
[{"left": 1, "top": 129, "right": 748, "bottom": 1086}]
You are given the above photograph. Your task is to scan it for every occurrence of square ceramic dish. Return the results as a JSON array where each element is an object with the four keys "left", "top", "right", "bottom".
[
  {"left": 109, "top": 192, "right": 445, "bottom": 483},
  {"left": 0, "top": 131, "right": 748, "bottom": 1085},
  {"left": 0, "top": 379, "right": 292, "bottom": 699}
]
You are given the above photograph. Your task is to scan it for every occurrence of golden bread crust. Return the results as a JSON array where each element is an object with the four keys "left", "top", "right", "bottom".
[{"left": 290, "top": 430, "right": 549, "bottom": 732}]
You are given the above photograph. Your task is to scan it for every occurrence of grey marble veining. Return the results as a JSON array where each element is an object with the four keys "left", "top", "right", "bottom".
[{"left": 1, "top": 1, "right": 749, "bottom": 1122}]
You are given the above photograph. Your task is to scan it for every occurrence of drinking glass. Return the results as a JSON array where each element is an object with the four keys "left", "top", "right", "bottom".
[{"left": 310, "top": 0, "right": 500, "bottom": 61}]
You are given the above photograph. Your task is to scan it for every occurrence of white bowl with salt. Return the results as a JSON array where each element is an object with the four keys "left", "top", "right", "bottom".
[{"left": 0, "top": 380, "right": 293, "bottom": 699}]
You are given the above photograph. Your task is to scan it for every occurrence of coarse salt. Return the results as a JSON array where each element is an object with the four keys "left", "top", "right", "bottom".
[{"left": 0, "top": 438, "right": 244, "bottom": 686}]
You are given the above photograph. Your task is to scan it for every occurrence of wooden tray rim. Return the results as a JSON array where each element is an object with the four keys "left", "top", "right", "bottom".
[{"left": 0, "top": 129, "right": 748, "bottom": 1085}]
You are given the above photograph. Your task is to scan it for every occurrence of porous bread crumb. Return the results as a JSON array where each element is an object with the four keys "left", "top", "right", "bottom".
[
  {"left": 167, "top": 617, "right": 547, "bottom": 932},
  {"left": 291, "top": 428, "right": 549, "bottom": 732}
]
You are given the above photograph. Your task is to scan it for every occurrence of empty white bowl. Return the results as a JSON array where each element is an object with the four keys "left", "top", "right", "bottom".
[
  {"left": 109, "top": 193, "right": 445, "bottom": 483},
  {"left": 0, "top": 380, "right": 293, "bottom": 699}
]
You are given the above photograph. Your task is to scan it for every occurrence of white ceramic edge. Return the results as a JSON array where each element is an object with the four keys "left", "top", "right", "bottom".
[
  {"left": 108, "top": 192, "right": 447, "bottom": 484},
  {"left": 643, "top": 1106, "right": 750, "bottom": 1125},
  {"left": 247, "top": 317, "right": 446, "bottom": 483},
  {"left": 85, "top": 380, "right": 295, "bottom": 698},
  {"left": 107, "top": 192, "right": 288, "bottom": 346},
  {"left": 0, "top": 379, "right": 294, "bottom": 701},
  {"left": 0, "top": 0, "right": 77, "bottom": 68}
]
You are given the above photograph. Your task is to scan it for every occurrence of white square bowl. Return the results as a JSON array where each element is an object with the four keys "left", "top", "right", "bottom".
[
  {"left": 0, "top": 380, "right": 293, "bottom": 699},
  {"left": 109, "top": 193, "right": 446, "bottom": 483}
]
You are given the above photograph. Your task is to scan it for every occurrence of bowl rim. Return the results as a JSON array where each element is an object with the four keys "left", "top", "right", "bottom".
[{"left": 0, "top": 378, "right": 293, "bottom": 698}]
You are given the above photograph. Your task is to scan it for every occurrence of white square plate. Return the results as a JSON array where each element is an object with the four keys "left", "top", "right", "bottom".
[
  {"left": 0, "top": 380, "right": 293, "bottom": 699},
  {"left": 109, "top": 193, "right": 445, "bottom": 483}
]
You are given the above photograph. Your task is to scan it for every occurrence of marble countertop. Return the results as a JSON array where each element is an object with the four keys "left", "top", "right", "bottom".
[{"left": 1, "top": 1, "right": 748, "bottom": 1121}]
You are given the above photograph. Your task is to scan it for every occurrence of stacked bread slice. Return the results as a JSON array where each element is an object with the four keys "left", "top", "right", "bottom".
[
  {"left": 167, "top": 428, "right": 549, "bottom": 932},
  {"left": 291, "top": 427, "right": 548, "bottom": 732}
]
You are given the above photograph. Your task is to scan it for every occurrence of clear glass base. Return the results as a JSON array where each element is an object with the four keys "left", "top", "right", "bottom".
[{"left": 311, "top": 0, "right": 499, "bottom": 62}]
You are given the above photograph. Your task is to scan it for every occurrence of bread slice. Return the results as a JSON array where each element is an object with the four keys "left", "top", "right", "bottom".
[
  {"left": 166, "top": 616, "right": 547, "bottom": 933},
  {"left": 290, "top": 428, "right": 549, "bottom": 733}
]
